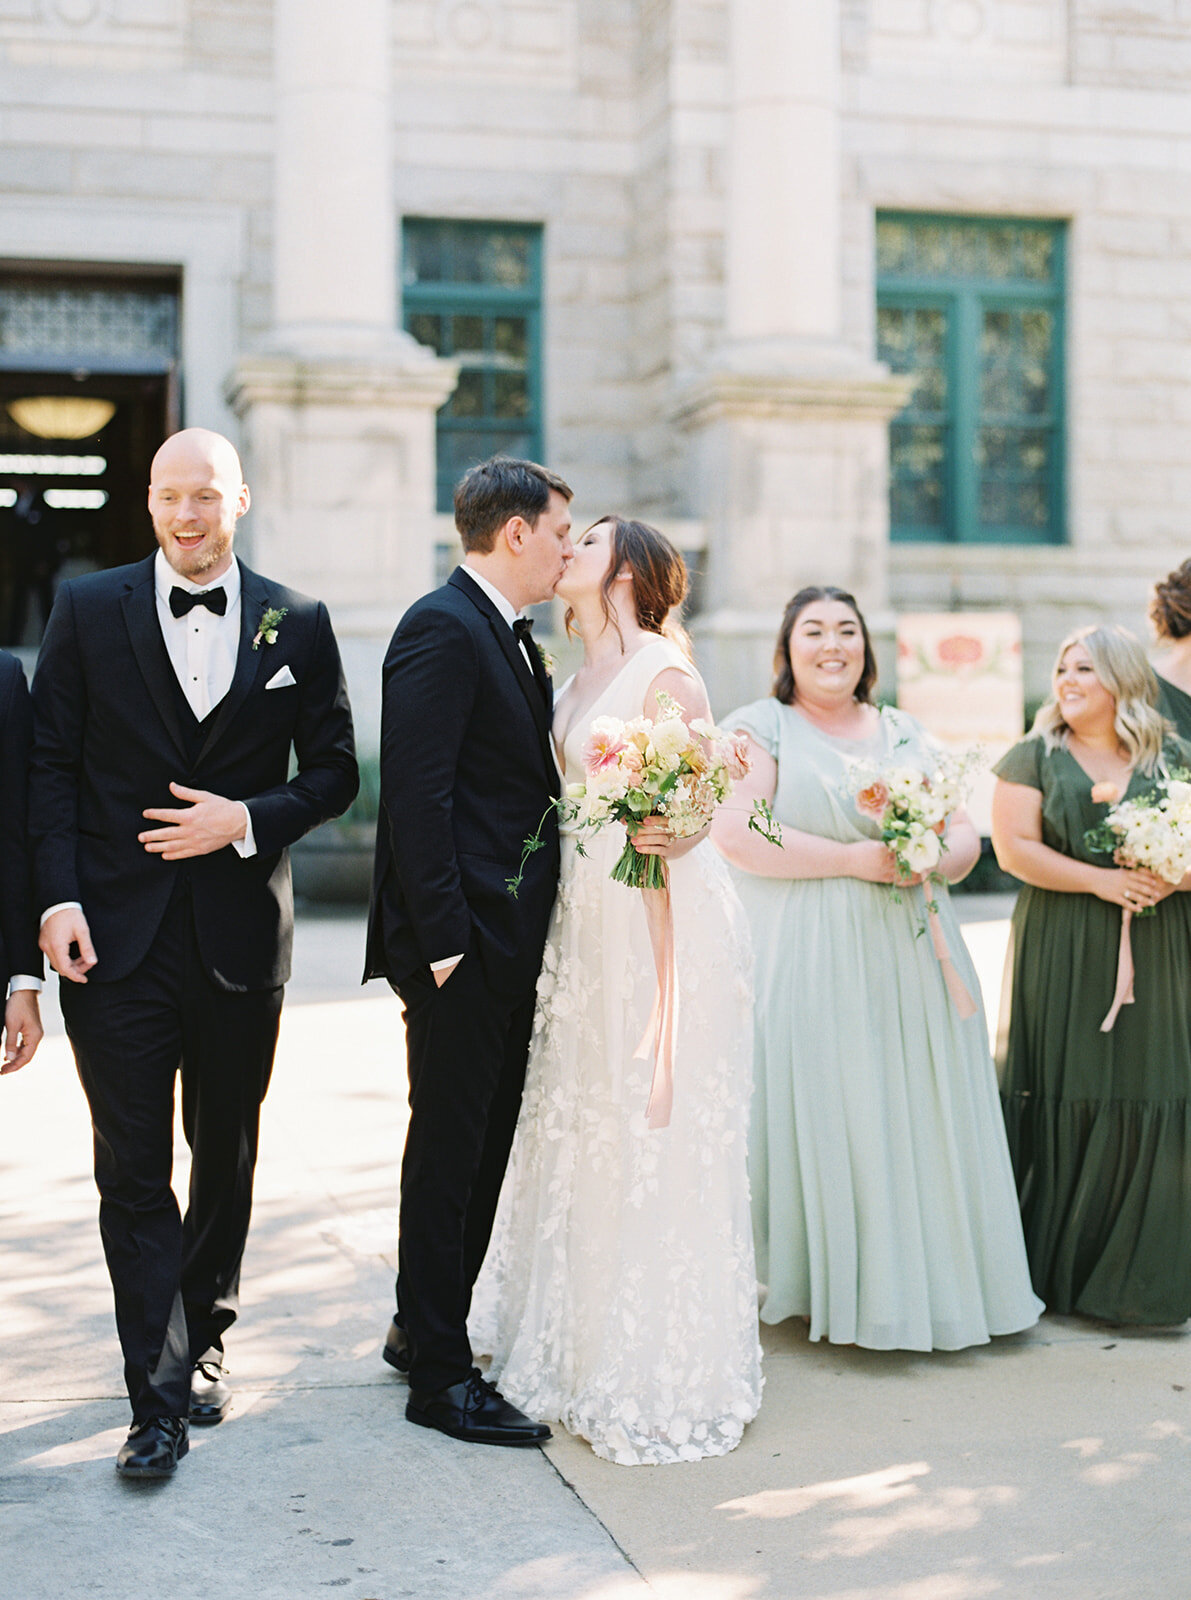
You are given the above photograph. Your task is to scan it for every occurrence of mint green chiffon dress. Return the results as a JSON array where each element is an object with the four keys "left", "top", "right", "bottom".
[
  {"left": 728, "top": 698, "right": 1042, "bottom": 1350},
  {"left": 995, "top": 735, "right": 1191, "bottom": 1325}
]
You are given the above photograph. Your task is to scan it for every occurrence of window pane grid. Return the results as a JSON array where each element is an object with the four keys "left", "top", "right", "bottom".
[
  {"left": 402, "top": 220, "right": 543, "bottom": 511},
  {"left": 877, "top": 214, "right": 1064, "bottom": 546}
]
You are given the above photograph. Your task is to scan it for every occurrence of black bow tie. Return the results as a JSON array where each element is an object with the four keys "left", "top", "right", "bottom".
[
  {"left": 513, "top": 615, "right": 549, "bottom": 703},
  {"left": 169, "top": 585, "right": 227, "bottom": 618}
]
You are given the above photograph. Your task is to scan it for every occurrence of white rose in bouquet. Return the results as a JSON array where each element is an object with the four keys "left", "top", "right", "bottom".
[{"left": 903, "top": 828, "right": 942, "bottom": 874}]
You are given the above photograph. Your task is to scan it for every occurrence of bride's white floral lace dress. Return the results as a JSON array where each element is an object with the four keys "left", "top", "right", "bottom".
[{"left": 471, "top": 637, "right": 763, "bottom": 1466}]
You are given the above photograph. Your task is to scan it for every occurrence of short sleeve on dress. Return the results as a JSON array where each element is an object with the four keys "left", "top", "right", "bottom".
[
  {"left": 993, "top": 737, "right": 1044, "bottom": 790},
  {"left": 724, "top": 697, "right": 781, "bottom": 758}
]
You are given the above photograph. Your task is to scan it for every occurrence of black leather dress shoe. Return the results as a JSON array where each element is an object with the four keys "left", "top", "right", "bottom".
[
  {"left": 382, "top": 1318, "right": 411, "bottom": 1376},
  {"left": 406, "top": 1369, "right": 551, "bottom": 1446},
  {"left": 116, "top": 1416, "right": 189, "bottom": 1479},
  {"left": 189, "top": 1360, "right": 232, "bottom": 1425}
]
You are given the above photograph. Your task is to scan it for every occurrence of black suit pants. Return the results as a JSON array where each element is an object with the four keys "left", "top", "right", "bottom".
[
  {"left": 394, "top": 952, "right": 536, "bottom": 1394},
  {"left": 62, "top": 889, "right": 283, "bottom": 1422}
]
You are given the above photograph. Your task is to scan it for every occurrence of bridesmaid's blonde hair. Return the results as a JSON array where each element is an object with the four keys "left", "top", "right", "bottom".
[{"left": 1032, "top": 624, "right": 1170, "bottom": 774}]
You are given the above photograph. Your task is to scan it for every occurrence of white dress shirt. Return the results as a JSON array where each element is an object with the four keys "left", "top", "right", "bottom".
[
  {"left": 154, "top": 550, "right": 256, "bottom": 858},
  {"left": 155, "top": 547, "right": 241, "bottom": 721}
]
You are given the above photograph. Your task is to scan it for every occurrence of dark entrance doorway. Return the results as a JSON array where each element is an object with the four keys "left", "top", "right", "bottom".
[{"left": 0, "top": 265, "right": 180, "bottom": 647}]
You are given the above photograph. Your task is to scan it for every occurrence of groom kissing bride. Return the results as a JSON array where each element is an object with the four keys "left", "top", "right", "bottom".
[{"left": 365, "top": 456, "right": 574, "bottom": 1444}]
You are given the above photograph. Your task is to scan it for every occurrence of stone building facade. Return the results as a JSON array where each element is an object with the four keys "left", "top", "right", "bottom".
[{"left": 1, "top": 0, "right": 1189, "bottom": 736}]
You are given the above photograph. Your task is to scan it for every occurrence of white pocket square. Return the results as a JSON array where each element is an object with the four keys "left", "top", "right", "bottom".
[{"left": 265, "top": 665, "right": 297, "bottom": 690}]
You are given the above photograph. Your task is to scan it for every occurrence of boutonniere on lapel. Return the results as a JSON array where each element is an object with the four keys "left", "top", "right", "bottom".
[
  {"left": 536, "top": 641, "right": 555, "bottom": 678},
  {"left": 252, "top": 605, "right": 288, "bottom": 651}
]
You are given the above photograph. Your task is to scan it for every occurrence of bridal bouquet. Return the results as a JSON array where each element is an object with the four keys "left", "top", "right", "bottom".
[
  {"left": 567, "top": 692, "right": 779, "bottom": 889},
  {"left": 506, "top": 691, "right": 780, "bottom": 897},
  {"left": 847, "top": 744, "right": 984, "bottom": 888},
  {"left": 506, "top": 693, "right": 780, "bottom": 1129},
  {"left": 1084, "top": 770, "right": 1191, "bottom": 1033},
  {"left": 1084, "top": 772, "right": 1191, "bottom": 905}
]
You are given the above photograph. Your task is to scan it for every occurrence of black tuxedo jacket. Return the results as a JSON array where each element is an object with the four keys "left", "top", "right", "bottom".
[
  {"left": 0, "top": 650, "right": 43, "bottom": 989},
  {"left": 29, "top": 553, "right": 358, "bottom": 989},
  {"left": 365, "top": 567, "right": 561, "bottom": 995}
]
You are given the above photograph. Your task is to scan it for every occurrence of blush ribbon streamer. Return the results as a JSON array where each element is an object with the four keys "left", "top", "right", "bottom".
[
  {"left": 925, "top": 890, "right": 978, "bottom": 1021},
  {"left": 1099, "top": 907, "right": 1135, "bottom": 1033},
  {"left": 635, "top": 876, "right": 678, "bottom": 1129}
]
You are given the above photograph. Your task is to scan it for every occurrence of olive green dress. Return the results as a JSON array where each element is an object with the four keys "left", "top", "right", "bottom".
[
  {"left": 1156, "top": 674, "right": 1191, "bottom": 743},
  {"left": 995, "top": 735, "right": 1191, "bottom": 1324}
]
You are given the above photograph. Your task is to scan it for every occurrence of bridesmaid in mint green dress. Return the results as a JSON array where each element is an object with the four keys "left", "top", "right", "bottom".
[
  {"left": 992, "top": 624, "right": 1191, "bottom": 1325},
  {"left": 714, "top": 587, "right": 1041, "bottom": 1351}
]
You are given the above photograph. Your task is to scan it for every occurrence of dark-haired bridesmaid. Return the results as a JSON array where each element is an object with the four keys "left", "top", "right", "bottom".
[
  {"left": 714, "top": 586, "right": 1041, "bottom": 1351},
  {"left": 1150, "top": 557, "right": 1191, "bottom": 740}
]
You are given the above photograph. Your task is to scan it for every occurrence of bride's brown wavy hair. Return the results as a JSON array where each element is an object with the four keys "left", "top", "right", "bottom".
[{"left": 565, "top": 516, "right": 692, "bottom": 658}]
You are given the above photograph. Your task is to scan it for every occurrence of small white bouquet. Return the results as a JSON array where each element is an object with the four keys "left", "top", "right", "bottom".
[
  {"left": 1084, "top": 771, "right": 1191, "bottom": 903},
  {"left": 1084, "top": 768, "right": 1191, "bottom": 1032},
  {"left": 843, "top": 741, "right": 985, "bottom": 1021},
  {"left": 846, "top": 743, "right": 984, "bottom": 890}
]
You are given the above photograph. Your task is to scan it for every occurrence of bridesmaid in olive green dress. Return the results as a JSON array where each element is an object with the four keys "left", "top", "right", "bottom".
[
  {"left": 1150, "top": 557, "right": 1191, "bottom": 739},
  {"left": 992, "top": 624, "right": 1191, "bottom": 1325}
]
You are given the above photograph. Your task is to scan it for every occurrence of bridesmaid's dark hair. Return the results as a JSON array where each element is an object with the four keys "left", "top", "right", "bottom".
[
  {"left": 772, "top": 586, "right": 878, "bottom": 706},
  {"left": 566, "top": 516, "right": 692, "bottom": 657},
  {"left": 1151, "top": 557, "right": 1191, "bottom": 641}
]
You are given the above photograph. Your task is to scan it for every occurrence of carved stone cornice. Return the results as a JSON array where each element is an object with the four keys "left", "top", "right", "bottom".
[
  {"left": 227, "top": 341, "right": 458, "bottom": 414},
  {"left": 671, "top": 363, "right": 913, "bottom": 429}
]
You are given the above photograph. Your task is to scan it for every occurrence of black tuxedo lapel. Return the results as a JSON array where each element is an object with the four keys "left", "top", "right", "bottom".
[
  {"left": 448, "top": 570, "right": 553, "bottom": 754},
  {"left": 195, "top": 566, "right": 272, "bottom": 767},
  {"left": 120, "top": 558, "right": 187, "bottom": 761}
]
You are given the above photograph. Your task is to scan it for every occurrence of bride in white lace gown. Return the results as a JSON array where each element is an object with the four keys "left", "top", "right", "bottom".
[{"left": 471, "top": 516, "right": 762, "bottom": 1466}]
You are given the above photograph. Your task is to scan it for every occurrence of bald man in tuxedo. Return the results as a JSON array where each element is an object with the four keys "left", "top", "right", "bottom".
[{"left": 31, "top": 428, "right": 357, "bottom": 1478}]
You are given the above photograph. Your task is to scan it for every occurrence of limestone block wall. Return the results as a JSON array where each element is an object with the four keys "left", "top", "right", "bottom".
[
  {"left": 390, "top": 0, "right": 644, "bottom": 520},
  {"left": 844, "top": 0, "right": 1191, "bottom": 698},
  {"left": 0, "top": 0, "right": 273, "bottom": 440}
]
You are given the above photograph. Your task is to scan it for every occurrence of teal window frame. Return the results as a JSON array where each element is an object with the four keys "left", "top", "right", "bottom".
[
  {"left": 876, "top": 212, "right": 1067, "bottom": 546},
  {"left": 401, "top": 219, "right": 544, "bottom": 513}
]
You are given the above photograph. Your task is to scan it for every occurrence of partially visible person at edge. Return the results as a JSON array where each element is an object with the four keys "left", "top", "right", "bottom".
[
  {"left": 0, "top": 645, "right": 44, "bottom": 1080},
  {"left": 1149, "top": 556, "right": 1191, "bottom": 741},
  {"left": 713, "top": 585, "right": 1042, "bottom": 1351},
  {"left": 30, "top": 428, "right": 358, "bottom": 1480},
  {"left": 365, "top": 456, "right": 574, "bottom": 1447},
  {"left": 471, "top": 516, "right": 762, "bottom": 1466},
  {"left": 991, "top": 624, "right": 1191, "bottom": 1326}
]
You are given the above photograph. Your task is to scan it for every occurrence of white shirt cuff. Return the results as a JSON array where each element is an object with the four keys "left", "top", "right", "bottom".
[
  {"left": 40, "top": 901, "right": 83, "bottom": 927},
  {"left": 429, "top": 954, "right": 463, "bottom": 972},
  {"left": 9, "top": 975, "right": 42, "bottom": 995},
  {"left": 231, "top": 803, "right": 257, "bottom": 859}
]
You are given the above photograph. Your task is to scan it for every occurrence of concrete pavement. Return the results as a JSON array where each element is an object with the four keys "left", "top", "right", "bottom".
[{"left": 2, "top": 900, "right": 1188, "bottom": 1599}]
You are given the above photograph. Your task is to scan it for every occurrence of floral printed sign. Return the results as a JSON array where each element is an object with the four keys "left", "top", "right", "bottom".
[{"left": 895, "top": 613, "right": 1024, "bottom": 833}]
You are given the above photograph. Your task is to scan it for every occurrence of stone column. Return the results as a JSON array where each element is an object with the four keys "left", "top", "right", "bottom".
[
  {"left": 675, "top": 0, "right": 908, "bottom": 713},
  {"left": 228, "top": 0, "right": 456, "bottom": 749},
  {"left": 272, "top": 0, "right": 396, "bottom": 346}
]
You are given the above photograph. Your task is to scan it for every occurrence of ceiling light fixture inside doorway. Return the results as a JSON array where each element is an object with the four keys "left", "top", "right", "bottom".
[{"left": 6, "top": 396, "right": 117, "bottom": 441}]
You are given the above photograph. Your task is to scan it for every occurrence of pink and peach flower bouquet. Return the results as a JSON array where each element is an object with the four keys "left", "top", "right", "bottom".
[{"left": 507, "top": 691, "right": 780, "bottom": 897}]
